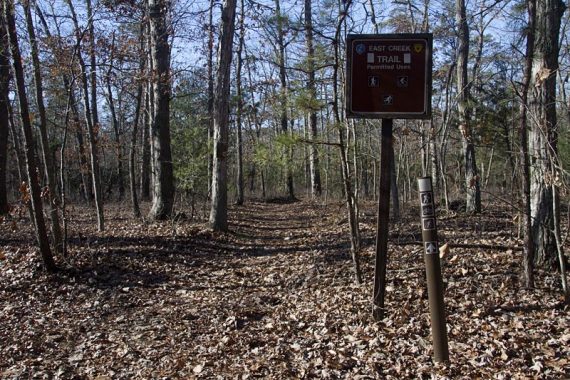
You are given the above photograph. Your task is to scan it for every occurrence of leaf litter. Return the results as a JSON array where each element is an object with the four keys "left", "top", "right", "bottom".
[{"left": 0, "top": 200, "right": 569, "bottom": 379}]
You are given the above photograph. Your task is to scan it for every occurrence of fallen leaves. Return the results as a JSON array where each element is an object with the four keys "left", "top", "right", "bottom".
[
  {"left": 438, "top": 242, "right": 449, "bottom": 259},
  {"left": 0, "top": 201, "right": 569, "bottom": 378}
]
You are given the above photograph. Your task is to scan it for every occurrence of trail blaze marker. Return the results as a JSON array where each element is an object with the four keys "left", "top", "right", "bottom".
[
  {"left": 418, "top": 177, "right": 449, "bottom": 363},
  {"left": 346, "top": 34, "right": 432, "bottom": 119}
]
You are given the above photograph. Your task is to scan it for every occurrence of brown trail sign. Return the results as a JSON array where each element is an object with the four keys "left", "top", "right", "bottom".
[
  {"left": 346, "top": 34, "right": 432, "bottom": 119},
  {"left": 346, "top": 33, "right": 448, "bottom": 363}
]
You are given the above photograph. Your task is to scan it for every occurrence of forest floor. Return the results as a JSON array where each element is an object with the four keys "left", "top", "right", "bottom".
[{"left": 0, "top": 199, "right": 569, "bottom": 379}]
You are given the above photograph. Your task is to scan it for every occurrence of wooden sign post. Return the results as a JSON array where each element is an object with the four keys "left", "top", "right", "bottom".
[
  {"left": 372, "top": 118, "right": 393, "bottom": 321},
  {"left": 346, "top": 33, "right": 433, "bottom": 318},
  {"left": 346, "top": 34, "right": 447, "bottom": 363}
]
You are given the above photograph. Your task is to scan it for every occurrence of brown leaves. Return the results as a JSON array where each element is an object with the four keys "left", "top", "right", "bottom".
[
  {"left": 438, "top": 242, "right": 450, "bottom": 259},
  {"left": 19, "top": 181, "right": 30, "bottom": 204},
  {"left": 0, "top": 201, "right": 569, "bottom": 378}
]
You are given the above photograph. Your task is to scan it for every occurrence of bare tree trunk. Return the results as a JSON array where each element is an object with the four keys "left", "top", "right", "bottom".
[
  {"left": 35, "top": 6, "right": 93, "bottom": 202},
  {"left": 245, "top": 44, "right": 264, "bottom": 198},
  {"left": 552, "top": 182, "right": 569, "bottom": 302},
  {"left": 274, "top": 0, "right": 294, "bottom": 199},
  {"left": 7, "top": 104, "right": 26, "bottom": 186},
  {"left": 86, "top": 0, "right": 104, "bottom": 229},
  {"left": 235, "top": 0, "right": 245, "bottom": 205},
  {"left": 141, "top": 15, "right": 152, "bottom": 202},
  {"left": 518, "top": 0, "right": 536, "bottom": 289},
  {"left": 305, "top": 0, "right": 321, "bottom": 198},
  {"left": 129, "top": 83, "right": 143, "bottom": 218},
  {"left": 0, "top": 14, "right": 9, "bottom": 215},
  {"left": 129, "top": 24, "right": 146, "bottom": 219},
  {"left": 147, "top": 0, "right": 175, "bottom": 220},
  {"left": 5, "top": 0, "right": 56, "bottom": 271},
  {"left": 7, "top": 100, "right": 37, "bottom": 224},
  {"left": 207, "top": 0, "right": 215, "bottom": 200},
  {"left": 333, "top": 0, "right": 361, "bottom": 284},
  {"left": 141, "top": 89, "right": 151, "bottom": 200},
  {"left": 529, "top": 0, "right": 565, "bottom": 267},
  {"left": 456, "top": 0, "right": 481, "bottom": 213},
  {"left": 429, "top": 120, "right": 440, "bottom": 195},
  {"left": 105, "top": 33, "right": 125, "bottom": 200},
  {"left": 210, "top": 0, "right": 237, "bottom": 231},
  {"left": 69, "top": 81, "right": 92, "bottom": 202},
  {"left": 59, "top": 81, "right": 79, "bottom": 256},
  {"left": 68, "top": 0, "right": 104, "bottom": 231},
  {"left": 24, "top": 0, "right": 63, "bottom": 251}
]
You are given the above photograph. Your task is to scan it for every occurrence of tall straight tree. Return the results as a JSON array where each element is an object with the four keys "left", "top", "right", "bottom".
[
  {"left": 235, "top": 0, "right": 245, "bottom": 205},
  {"left": 210, "top": 0, "right": 237, "bottom": 231},
  {"left": 519, "top": 0, "right": 536, "bottom": 288},
  {"left": 455, "top": 0, "right": 481, "bottom": 213},
  {"left": 4, "top": 0, "right": 56, "bottom": 271},
  {"left": 141, "top": 13, "right": 152, "bottom": 203},
  {"left": 129, "top": 22, "right": 146, "bottom": 218},
  {"left": 147, "top": 0, "right": 175, "bottom": 220},
  {"left": 207, "top": 0, "right": 215, "bottom": 199},
  {"left": 274, "top": 0, "right": 294, "bottom": 199},
  {"left": 105, "top": 32, "right": 125, "bottom": 200},
  {"left": 23, "top": 0, "right": 63, "bottom": 251},
  {"left": 529, "top": 0, "right": 565, "bottom": 266},
  {"left": 0, "top": 8, "right": 9, "bottom": 215},
  {"left": 304, "top": 0, "right": 322, "bottom": 198}
]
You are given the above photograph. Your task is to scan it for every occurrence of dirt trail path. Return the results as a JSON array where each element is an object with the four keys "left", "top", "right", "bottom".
[
  {"left": 0, "top": 200, "right": 363, "bottom": 378},
  {"left": 1, "top": 200, "right": 568, "bottom": 378}
]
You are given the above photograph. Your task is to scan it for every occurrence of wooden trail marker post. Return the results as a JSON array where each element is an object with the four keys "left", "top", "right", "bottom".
[
  {"left": 418, "top": 177, "right": 449, "bottom": 362},
  {"left": 346, "top": 34, "right": 448, "bottom": 363}
]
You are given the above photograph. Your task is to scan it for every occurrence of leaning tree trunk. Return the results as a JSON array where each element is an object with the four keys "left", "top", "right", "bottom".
[
  {"left": 209, "top": 0, "right": 237, "bottom": 231},
  {"left": 456, "top": 0, "right": 481, "bottom": 213},
  {"left": 24, "top": 0, "right": 63, "bottom": 251},
  {"left": 529, "top": 0, "right": 565, "bottom": 267},
  {"left": 147, "top": 0, "right": 175, "bottom": 220},
  {"left": 5, "top": 0, "right": 56, "bottom": 272}
]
